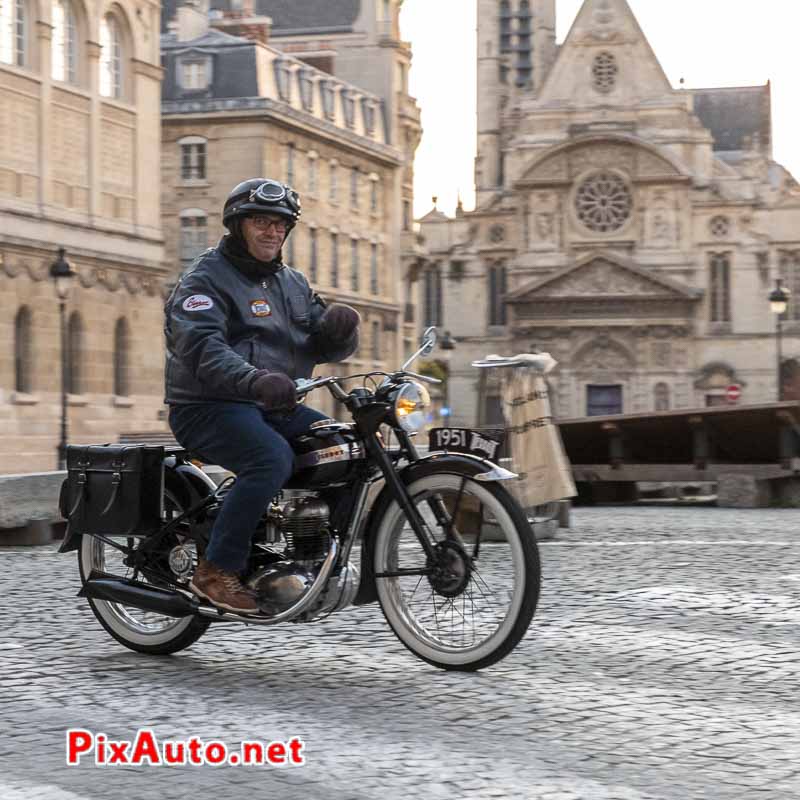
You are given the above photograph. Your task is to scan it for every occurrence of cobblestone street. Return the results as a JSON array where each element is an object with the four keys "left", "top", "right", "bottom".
[{"left": 1, "top": 507, "right": 798, "bottom": 799}]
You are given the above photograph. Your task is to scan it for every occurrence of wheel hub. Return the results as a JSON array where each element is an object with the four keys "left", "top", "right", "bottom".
[{"left": 427, "top": 540, "right": 472, "bottom": 598}]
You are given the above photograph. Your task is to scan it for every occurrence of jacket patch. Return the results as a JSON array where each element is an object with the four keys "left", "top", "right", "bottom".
[
  {"left": 183, "top": 294, "right": 214, "bottom": 312},
  {"left": 250, "top": 300, "right": 272, "bottom": 317}
]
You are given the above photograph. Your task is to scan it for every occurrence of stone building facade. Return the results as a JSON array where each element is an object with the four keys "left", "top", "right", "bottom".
[
  {"left": 420, "top": 0, "right": 800, "bottom": 426},
  {"left": 161, "top": 0, "right": 423, "bottom": 418},
  {"left": 0, "top": 0, "right": 166, "bottom": 472}
]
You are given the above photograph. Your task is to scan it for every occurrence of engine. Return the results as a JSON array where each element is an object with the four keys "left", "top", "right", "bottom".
[{"left": 247, "top": 493, "right": 359, "bottom": 619}]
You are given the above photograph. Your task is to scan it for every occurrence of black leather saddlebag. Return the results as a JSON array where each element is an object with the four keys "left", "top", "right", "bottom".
[{"left": 60, "top": 445, "right": 164, "bottom": 536}]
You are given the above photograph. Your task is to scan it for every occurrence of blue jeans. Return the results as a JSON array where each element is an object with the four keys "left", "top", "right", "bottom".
[{"left": 168, "top": 402, "right": 329, "bottom": 573}]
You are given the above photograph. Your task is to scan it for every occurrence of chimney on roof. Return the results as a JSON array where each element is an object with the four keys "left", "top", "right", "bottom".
[
  {"left": 209, "top": 1, "right": 272, "bottom": 46},
  {"left": 175, "top": 0, "right": 209, "bottom": 42}
]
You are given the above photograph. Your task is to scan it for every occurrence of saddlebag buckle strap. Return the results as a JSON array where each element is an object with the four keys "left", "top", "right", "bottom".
[
  {"left": 68, "top": 472, "right": 87, "bottom": 517},
  {"left": 100, "top": 472, "right": 122, "bottom": 517}
]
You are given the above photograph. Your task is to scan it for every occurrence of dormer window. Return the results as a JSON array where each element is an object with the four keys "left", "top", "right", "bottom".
[
  {"left": 342, "top": 89, "right": 356, "bottom": 129},
  {"left": 361, "top": 97, "right": 377, "bottom": 135},
  {"left": 298, "top": 68, "right": 314, "bottom": 111},
  {"left": 179, "top": 57, "right": 210, "bottom": 91},
  {"left": 274, "top": 58, "right": 292, "bottom": 102},
  {"left": 320, "top": 80, "right": 336, "bottom": 121}
]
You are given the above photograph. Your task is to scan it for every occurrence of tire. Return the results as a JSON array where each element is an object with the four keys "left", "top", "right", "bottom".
[
  {"left": 77, "top": 484, "right": 211, "bottom": 655},
  {"left": 373, "top": 469, "right": 540, "bottom": 671}
]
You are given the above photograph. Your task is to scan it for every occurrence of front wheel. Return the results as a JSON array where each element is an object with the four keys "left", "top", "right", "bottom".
[{"left": 373, "top": 471, "right": 540, "bottom": 671}]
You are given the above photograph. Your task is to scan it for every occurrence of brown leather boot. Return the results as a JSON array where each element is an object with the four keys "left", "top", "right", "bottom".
[{"left": 190, "top": 559, "right": 259, "bottom": 614}]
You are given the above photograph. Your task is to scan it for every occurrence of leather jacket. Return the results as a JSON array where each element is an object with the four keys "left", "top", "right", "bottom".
[{"left": 164, "top": 244, "right": 358, "bottom": 404}]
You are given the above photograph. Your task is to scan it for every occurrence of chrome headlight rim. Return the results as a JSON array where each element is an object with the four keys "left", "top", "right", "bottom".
[{"left": 390, "top": 380, "right": 431, "bottom": 433}]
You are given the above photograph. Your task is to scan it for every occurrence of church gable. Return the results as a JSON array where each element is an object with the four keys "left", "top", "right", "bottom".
[
  {"left": 537, "top": 0, "right": 674, "bottom": 107},
  {"left": 508, "top": 256, "right": 700, "bottom": 323},
  {"left": 509, "top": 255, "right": 700, "bottom": 302}
]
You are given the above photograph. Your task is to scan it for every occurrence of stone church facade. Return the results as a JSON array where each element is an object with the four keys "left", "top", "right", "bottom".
[{"left": 419, "top": 0, "right": 800, "bottom": 426}]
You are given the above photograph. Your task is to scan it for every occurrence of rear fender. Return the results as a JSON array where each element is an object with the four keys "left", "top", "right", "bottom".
[{"left": 57, "top": 457, "right": 216, "bottom": 554}]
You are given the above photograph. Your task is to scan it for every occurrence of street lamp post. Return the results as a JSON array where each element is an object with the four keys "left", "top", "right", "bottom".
[
  {"left": 49, "top": 248, "right": 75, "bottom": 470},
  {"left": 769, "top": 280, "right": 791, "bottom": 402}
]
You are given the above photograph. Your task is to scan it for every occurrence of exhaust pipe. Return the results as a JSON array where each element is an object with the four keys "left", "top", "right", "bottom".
[{"left": 79, "top": 572, "right": 200, "bottom": 618}]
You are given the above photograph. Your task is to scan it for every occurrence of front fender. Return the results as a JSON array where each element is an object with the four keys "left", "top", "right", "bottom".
[{"left": 352, "top": 452, "right": 517, "bottom": 605}]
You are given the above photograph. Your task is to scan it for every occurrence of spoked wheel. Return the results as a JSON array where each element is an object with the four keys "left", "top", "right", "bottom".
[
  {"left": 77, "top": 489, "right": 210, "bottom": 655},
  {"left": 373, "top": 470, "right": 540, "bottom": 671}
]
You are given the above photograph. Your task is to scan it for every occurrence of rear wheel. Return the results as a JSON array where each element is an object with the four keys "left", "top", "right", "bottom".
[
  {"left": 78, "top": 486, "right": 210, "bottom": 655},
  {"left": 373, "top": 471, "right": 540, "bottom": 671}
]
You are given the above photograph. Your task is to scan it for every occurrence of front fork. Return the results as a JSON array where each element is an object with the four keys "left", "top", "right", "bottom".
[
  {"left": 361, "top": 428, "right": 439, "bottom": 561},
  {"left": 360, "top": 423, "right": 469, "bottom": 564}
]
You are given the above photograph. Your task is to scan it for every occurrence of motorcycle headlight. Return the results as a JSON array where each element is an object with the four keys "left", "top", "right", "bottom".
[{"left": 392, "top": 381, "right": 431, "bottom": 433}]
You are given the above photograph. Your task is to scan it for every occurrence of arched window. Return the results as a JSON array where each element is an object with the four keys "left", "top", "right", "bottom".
[
  {"left": 179, "top": 208, "right": 208, "bottom": 269},
  {"left": 654, "top": 382, "right": 671, "bottom": 412},
  {"left": 99, "top": 14, "right": 122, "bottom": 98},
  {"left": 113, "top": 317, "right": 130, "bottom": 396},
  {"left": 51, "top": 0, "right": 78, "bottom": 84},
  {"left": 66, "top": 311, "right": 83, "bottom": 394},
  {"left": 14, "top": 306, "right": 33, "bottom": 393},
  {"left": 0, "top": 0, "right": 28, "bottom": 66}
]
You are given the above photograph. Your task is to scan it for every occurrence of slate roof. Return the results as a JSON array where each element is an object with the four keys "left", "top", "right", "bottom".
[
  {"left": 692, "top": 84, "right": 772, "bottom": 153},
  {"left": 162, "top": 0, "right": 361, "bottom": 35},
  {"left": 161, "top": 29, "right": 260, "bottom": 101}
]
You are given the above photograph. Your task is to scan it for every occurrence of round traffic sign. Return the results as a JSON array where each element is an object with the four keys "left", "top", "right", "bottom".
[{"left": 726, "top": 384, "right": 741, "bottom": 403}]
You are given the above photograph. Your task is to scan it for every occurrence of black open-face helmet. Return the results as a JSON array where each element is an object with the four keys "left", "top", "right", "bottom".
[{"left": 222, "top": 178, "right": 302, "bottom": 231}]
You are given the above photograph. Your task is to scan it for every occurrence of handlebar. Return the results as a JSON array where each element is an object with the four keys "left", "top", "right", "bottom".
[{"left": 294, "top": 369, "right": 442, "bottom": 401}]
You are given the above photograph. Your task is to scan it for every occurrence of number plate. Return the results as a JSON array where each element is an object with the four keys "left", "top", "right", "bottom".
[{"left": 428, "top": 428, "right": 505, "bottom": 461}]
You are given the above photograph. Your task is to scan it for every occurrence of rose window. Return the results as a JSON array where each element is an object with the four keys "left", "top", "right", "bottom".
[
  {"left": 575, "top": 172, "right": 633, "bottom": 233},
  {"left": 709, "top": 215, "right": 730, "bottom": 238},
  {"left": 592, "top": 52, "right": 618, "bottom": 93}
]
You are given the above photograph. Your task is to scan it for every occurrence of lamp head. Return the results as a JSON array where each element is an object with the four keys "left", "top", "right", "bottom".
[
  {"left": 49, "top": 248, "right": 75, "bottom": 300},
  {"left": 769, "top": 280, "right": 790, "bottom": 315}
]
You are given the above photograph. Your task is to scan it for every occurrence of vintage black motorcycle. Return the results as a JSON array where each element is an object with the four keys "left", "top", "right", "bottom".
[{"left": 59, "top": 329, "right": 540, "bottom": 671}]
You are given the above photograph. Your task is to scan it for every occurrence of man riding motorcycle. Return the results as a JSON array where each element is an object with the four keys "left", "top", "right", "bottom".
[{"left": 164, "top": 178, "right": 360, "bottom": 614}]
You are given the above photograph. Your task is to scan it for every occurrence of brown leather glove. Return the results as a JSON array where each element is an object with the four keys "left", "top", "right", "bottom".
[
  {"left": 319, "top": 303, "right": 360, "bottom": 343},
  {"left": 250, "top": 370, "right": 297, "bottom": 411}
]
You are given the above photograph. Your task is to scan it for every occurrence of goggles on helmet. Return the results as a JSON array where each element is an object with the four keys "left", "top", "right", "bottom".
[{"left": 249, "top": 180, "right": 301, "bottom": 214}]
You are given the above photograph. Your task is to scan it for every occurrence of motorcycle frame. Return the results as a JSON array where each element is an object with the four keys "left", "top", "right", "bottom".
[{"left": 72, "top": 372, "right": 517, "bottom": 625}]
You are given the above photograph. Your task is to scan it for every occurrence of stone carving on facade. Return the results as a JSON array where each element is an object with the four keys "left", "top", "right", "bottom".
[
  {"left": 651, "top": 341, "right": 672, "bottom": 368},
  {"left": 78, "top": 269, "right": 96, "bottom": 289},
  {"left": 573, "top": 336, "right": 635, "bottom": 372},
  {"left": 536, "top": 259, "right": 665, "bottom": 297},
  {"left": 488, "top": 224, "right": 506, "bottom": 244},
  {"left": 26, "top": 261, "right": 47, "bottom": 281},
  {"left": 570, "top": 144, "right": 635, "bottom": 179},
  {"left": 2, "top": 254, "right": 21, "bottom": 278},
  {"left": 3, "top": 255, "right": 48, "bottom": 282},
  {"left": 578, "top": 0, "right": 622, "bottom": 43},
  {"left": 636, "top": 151, "right": 681, "bottom": 179},
  {"left": 524, "top": 153, "right": 569, "bottom": 184},
  {"left": 528, "top": 192, "right": 560, "bottom": 250},
  {"left": 647, "top": 190, "right": 678, "bottom": 248},
  {"left": 122, "top": 272, "right": 142, "bottom": 295}
]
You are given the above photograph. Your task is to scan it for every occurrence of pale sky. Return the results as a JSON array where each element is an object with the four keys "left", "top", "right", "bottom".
[{"left": 400, "top": 0, "right": 800, "bottom": 218}]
